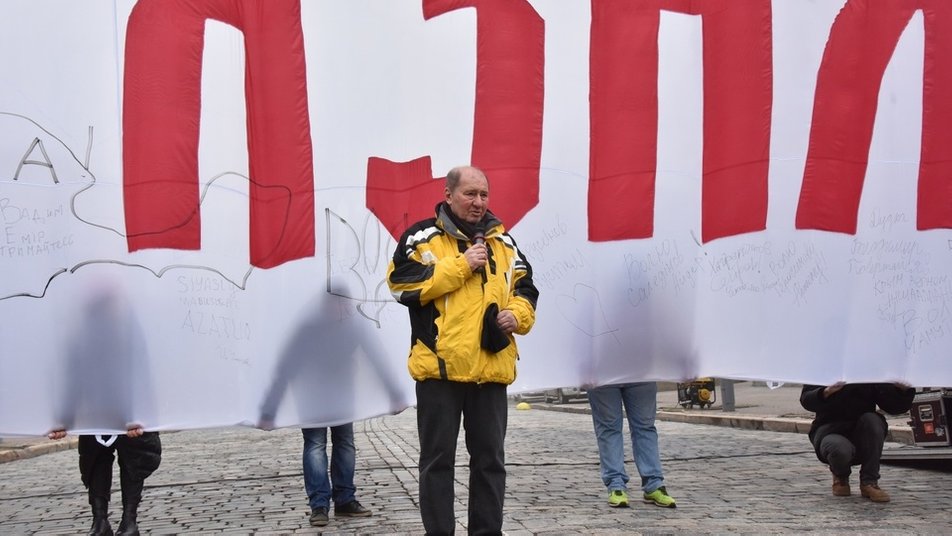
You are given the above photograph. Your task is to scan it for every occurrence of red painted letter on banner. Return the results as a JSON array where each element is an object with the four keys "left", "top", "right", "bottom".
[
  {"left": 366, "top": 0, "right": 545, "bottom": 240},
  {"left": 123, "top": 0, "right": 314, "bottom": 269},
  {"left": 797, "top": 1, "right": 952, "bottom": 234},
  {"left": 589, "top": 0, "right": 772, "bottom": 243}
]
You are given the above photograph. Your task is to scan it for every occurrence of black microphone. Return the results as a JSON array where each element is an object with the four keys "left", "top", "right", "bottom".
[
  {"left": 473, "top": 224, "right": 486, "bottom": 245},
  {"left": 473, "top": 223, "right": 486, "bottom": 273}
]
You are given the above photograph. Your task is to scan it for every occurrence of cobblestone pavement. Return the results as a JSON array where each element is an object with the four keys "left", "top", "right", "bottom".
[{"left": 1, "top": 402, "right": 950, "bottom": 535}]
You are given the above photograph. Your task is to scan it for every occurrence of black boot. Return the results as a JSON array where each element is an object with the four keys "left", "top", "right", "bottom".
[
  {"left": 116, "top": 501, "right": 139, "bottom": 536},
  {"left": 116, "top": 475, "right": 143, "bottom": 536},
  {"left": 88, "top": 496, "right": 113, "bottom": 536}
]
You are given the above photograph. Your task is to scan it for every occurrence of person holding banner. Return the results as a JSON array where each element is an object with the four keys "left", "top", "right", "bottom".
[
  {"left": 387, "top": 165, "right": 539, "bottom": 535},
  {"left": 587, "top": 382, "right": 677, "bottom": 509},
  {"left": 47, "top": 284, "right": 161, "bottom": 536},
  {"left": 47, "top": 427, "right": 161, "bottom": 536},
  {"left": 257, "top": 289, "right": 405, "bottom": 527},
  {"left": 800, "top": 382, "right": 915, "bottom": 503}
]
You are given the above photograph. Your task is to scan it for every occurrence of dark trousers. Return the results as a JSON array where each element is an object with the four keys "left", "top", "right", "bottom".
[
  {"left": 416, "top": 380, "right": 507, "bottom": 536},
  {"left": 78, "top": 432, "right": 162, "bottom": 506},
  {"left": 815, "top": 412, "right": 887, "bottom": 484}
]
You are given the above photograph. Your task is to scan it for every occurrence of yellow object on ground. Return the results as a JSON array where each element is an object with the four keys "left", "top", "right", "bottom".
[{"left": 515, "top": 402, "right": 532, "bottom": 410}]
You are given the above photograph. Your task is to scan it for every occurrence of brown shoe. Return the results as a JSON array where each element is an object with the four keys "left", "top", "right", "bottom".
[
  {"left": 860, "top": 482, "right": 890, "bottom": 503},
  {"left": 831, "top": 475, "right": 851, "bottom": 497}
]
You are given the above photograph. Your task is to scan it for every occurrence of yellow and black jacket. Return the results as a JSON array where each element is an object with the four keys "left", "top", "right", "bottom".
[{"left": 387, "top": 204, "right": 539, "bottom": 385}]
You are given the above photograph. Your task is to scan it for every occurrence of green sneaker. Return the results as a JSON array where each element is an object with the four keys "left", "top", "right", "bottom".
[
  {"left": 643, "top": 486, "right": 676, "bottom": 508},
  {"left": 607, "top": 489, "right": 629, "bottom": 507}
]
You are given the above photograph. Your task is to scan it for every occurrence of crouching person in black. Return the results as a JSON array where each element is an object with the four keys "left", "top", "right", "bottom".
[
  {"left": 48, "top": 426, "right": 161, "bottom": 536},
  {"left": 800, "top": 382, "right": 914, "bottom": 503}
]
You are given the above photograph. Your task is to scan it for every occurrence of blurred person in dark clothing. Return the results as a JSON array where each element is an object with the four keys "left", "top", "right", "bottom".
[
  {"left": 48, "top": 285, "right": 161, "bottom": 536},
  {"left": 258, "top": 288, "right": 406, "bottom": 527}
]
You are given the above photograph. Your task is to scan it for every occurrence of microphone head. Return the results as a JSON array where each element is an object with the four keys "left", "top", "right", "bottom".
[{"left": 473, "top": 222, "right": 486, "bottom": 243}]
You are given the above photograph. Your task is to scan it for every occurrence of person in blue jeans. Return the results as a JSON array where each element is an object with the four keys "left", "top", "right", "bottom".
[
  {"left": 257, "top": 288, "right": 407, "bottom": 528},
  {"left": 301, "top": 424, "right": 372, "bottom": 526},
  {"left": 588, "top": 382, "right": 677, "bottom": 508}
]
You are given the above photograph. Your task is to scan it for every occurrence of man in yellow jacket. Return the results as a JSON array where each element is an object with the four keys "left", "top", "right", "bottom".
[{"left": 387, "top": 165, "right": 539, "bottom": 535}]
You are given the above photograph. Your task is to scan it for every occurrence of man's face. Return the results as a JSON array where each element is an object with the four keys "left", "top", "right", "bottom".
[{"left": 446, "top": 169, "right": 489, "bottom": 224}]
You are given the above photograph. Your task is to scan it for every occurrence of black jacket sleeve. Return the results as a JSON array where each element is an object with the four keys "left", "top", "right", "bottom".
[{"left": 799, "top": 384, "right": 827, "bottom": 412}]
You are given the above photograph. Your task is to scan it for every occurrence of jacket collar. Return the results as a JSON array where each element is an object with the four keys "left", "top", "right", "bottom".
[{"left": 435, "top": 202, "right": 503, "bottom": 241}]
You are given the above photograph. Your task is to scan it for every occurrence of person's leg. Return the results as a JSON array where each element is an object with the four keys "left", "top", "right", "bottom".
[
  {"left": 78, "top": 436, "right": 115, "bottom": 536},
  {"left": 463, "top": 382, "right": 508, "bottom": 535},
  {"left": 329, "top": 423, "right": 370, "bottom": 516},
  {"left": 620, "top": 382, "right": 664, "bottom": 494},
  {"left": 417, "top": 380, "right": 464, "bottom": 535},
  {"left": 852, "top": 412, "right": 887, "bottom": 484},
  {"left": 587, "top": 385, "right": 630, "bottom": 493},
  {"left": 329, "top": 423, "right": 357, "bottom": 506},
  {"left": 302, "top": 427, "right": 331, "bottom": 510},
  {"left": 814, "top": 421, "right": 857, "bottom": 496},
  {"left": 115, "top": 432, "right": 162, "bottom": 536},
  {"left": 852, "top": 412, "right": 890, "bottom": 502},
  {"left": 621, "top": 382, "right": 675, "bottom": 507},
  {"left": 818, "top": 433, "right": 855, "bottom": 478}
]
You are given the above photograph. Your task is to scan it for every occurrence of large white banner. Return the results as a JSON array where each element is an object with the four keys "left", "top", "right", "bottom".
[{"left": 1, "top": 0, "right": 950, "bottom": 435}]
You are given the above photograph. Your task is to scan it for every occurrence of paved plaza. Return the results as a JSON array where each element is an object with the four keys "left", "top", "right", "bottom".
[{"left": 2, "top": 395, "right": 950, "bottom": 535}]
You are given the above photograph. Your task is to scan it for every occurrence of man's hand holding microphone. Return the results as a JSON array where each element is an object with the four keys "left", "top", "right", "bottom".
[{"left": 465, "top": 224, "right": 488, "bottom": 274}]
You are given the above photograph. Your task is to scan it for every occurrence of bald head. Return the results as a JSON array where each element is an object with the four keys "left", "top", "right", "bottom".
[{"left": 446, "top": 166, "right": 487, "bottom": 193}]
